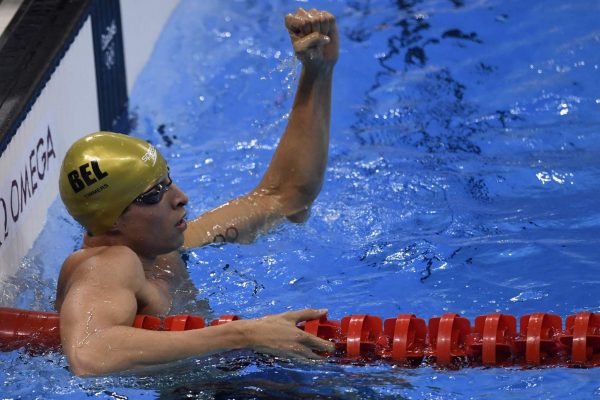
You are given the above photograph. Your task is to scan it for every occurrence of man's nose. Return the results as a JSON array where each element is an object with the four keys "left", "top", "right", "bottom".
[{"left": 169, "top": 183, "right": 189, "bottom": 207}]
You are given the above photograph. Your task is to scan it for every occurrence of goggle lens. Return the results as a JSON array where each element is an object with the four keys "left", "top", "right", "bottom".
[{"left": 134, "top": 175, "right": 172, "bottom": 205}]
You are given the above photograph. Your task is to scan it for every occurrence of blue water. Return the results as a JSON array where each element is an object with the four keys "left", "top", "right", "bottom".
[{"left": 2, "top": 0, "right": 600, "bottom": 398}]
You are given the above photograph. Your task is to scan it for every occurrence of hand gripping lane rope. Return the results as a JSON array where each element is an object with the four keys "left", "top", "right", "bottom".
[{"left": 1, "top": 307, "right": 599, "bottom": 368}]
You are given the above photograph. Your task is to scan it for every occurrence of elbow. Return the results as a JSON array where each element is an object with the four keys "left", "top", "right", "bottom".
[
  {"left": 287, "top": 208, "right": 311, "bottom": 223},
  {"left": 66, "top": 347, "right": 118, "bottom": 377},
  {"left": 71, "top": 366, "right": 99, "bottom": 378},
  {"left": 282, "top": 182, "right": 321, "bottom": 221},
  {"left": 68, "top": 353, "right": 101, "bottom": 377},
  {"left": 254, "top": 176, "right": 322, "bottom": 223}
]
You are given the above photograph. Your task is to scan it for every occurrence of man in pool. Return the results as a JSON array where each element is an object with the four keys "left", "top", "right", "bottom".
[{"left": 54, "top": 8, "right": 338, "bottom": 376}]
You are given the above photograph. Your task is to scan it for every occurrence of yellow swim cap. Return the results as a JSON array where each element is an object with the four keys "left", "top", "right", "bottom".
[{"left": 59, "top": 132, "right": 168, "bottom": 235}]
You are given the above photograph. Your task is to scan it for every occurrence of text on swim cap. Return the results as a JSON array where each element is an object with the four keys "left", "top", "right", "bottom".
[
  {"left": 141, "top": 144, "right": 157, "bottom": 166},
  {"left": 67, "top": 161, "right": 109, "bottom": 193}
]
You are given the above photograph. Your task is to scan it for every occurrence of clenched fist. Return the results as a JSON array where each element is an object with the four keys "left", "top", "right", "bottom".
[{"left": 285, "top": 8, "right": 339, "bottom": 71}]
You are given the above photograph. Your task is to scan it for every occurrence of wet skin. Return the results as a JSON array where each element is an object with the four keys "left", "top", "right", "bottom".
[{"left": 55, "top": 8, "right": 339, "bottom": 376}]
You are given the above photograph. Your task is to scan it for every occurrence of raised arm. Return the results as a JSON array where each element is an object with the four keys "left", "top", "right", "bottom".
[
  {"left": 257, "top": 8, "right": 338, "bottom": 219},
  {"left": 58, "top": 247, "right": 333, "bottom": 376},
  {"left": 183, "top": 8, "right": 338, "bottom": 248}
]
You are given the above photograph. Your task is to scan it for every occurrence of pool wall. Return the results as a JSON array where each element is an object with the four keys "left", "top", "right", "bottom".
[{"left": 0, "top": 0, "right": 179, "bottom": 281}]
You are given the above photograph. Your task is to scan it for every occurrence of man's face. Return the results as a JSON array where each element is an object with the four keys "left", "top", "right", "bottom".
[{"left": 115, "top": 173, "right": 189, "bottom": 257}]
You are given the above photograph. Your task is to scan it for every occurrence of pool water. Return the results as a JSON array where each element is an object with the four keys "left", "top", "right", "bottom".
[{"left": 2, "top": 0, "right": 600, "bottom": 398}]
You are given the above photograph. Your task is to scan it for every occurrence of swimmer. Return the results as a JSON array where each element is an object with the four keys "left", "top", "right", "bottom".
[{"left": 54, "top": 8, "right": 338, "bottom": 376}]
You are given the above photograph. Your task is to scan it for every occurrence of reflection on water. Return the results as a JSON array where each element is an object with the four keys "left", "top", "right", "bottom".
[{"left": 3, "top": 0, "right": 600, "bottom": 398}]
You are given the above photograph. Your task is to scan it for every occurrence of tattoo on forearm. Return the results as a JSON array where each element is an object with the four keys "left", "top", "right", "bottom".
[
  {"left": 225, "top": 226, "right": 239, "bottom": 241},
  {"left": 213, "top": 226, "right": 239, "bottom": 244}
]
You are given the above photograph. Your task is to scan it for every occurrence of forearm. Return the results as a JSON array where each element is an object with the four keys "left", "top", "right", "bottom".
[
  {"left": 257, "top": 66, "right": 333, "bottom": 216},
  {"left": 65, "top": 322, "right": 249, "bottom": 376}
]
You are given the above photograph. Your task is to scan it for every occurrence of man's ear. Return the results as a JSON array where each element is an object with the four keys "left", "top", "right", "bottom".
[
  {"left": 106, "top": 218, "right": 123, "bottom": 235},
  {"left": 105, "top": 226, "right": 120, "bottom": 235},
  {"left": 109, "top": 205, "right": 131, "bottom": 234}
]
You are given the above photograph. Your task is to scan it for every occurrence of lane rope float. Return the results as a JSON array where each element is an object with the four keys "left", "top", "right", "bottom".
[{"left": 1, "top": 307, "right": 599, "bottom": 368}]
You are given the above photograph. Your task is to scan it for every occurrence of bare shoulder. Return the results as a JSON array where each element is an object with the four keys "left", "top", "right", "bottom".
[
  {"left": 55, "top": 245, "right": 144, "bottom": 311},
  {"left": 62, "top": 245, "right": 141, "bottom": 278}
]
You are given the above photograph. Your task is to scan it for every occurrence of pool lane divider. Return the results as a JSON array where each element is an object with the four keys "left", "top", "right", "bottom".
[{"left": 1, "top": 307, "right": 599, "bottom": 368}]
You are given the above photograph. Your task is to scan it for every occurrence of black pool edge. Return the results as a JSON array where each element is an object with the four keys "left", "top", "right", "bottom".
[{"left": 0, "top": 0, "right": 129, "bottom": 157}]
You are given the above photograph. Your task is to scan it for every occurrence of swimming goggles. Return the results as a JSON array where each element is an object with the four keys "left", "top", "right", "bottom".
[{"left": 134, "top": 175, "right": 172, "bottom": 205}]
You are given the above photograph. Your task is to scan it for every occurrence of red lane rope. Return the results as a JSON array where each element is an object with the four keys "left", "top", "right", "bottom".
[{"left": 1, "top": 307, "right": 599, "bottom": 367}]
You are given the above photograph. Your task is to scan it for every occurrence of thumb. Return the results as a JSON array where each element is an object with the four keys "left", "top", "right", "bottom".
[{"left": 293, "top": 32, "right": 330, "bottom": 54}]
